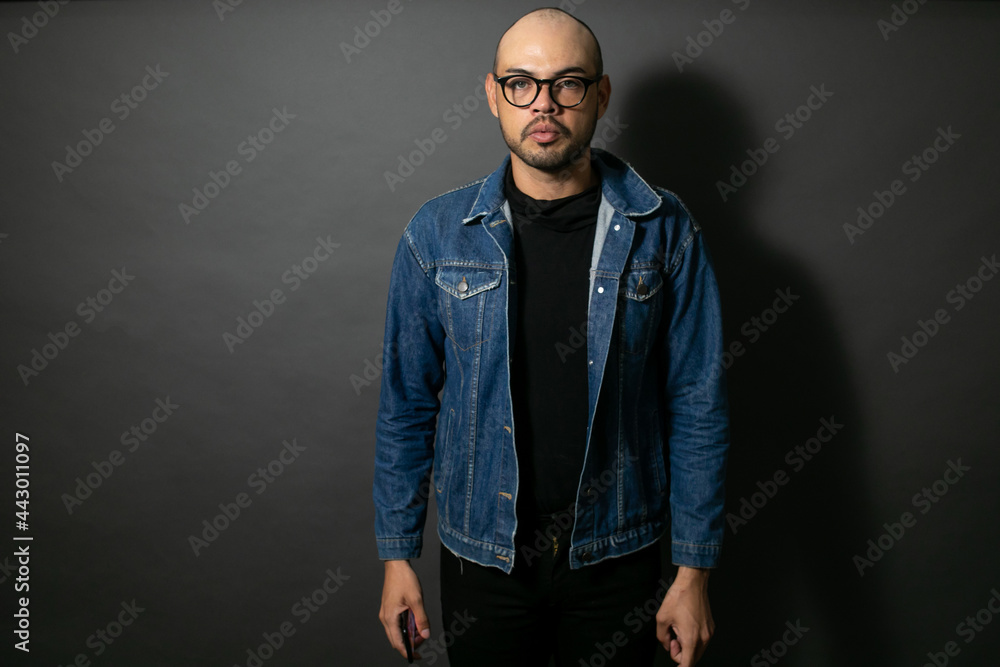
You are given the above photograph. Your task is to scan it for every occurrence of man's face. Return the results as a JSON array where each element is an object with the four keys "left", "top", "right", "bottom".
[{"left": 487, "top": 17, "right": 610, "bottom": 175}]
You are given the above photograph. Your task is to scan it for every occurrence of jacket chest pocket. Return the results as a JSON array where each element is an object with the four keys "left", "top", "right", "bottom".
[
  {"left": 435, "top": 266, "right": 503, "bottom": 350},
  {"left": 618, "top": 267, "right": 664, "bottom": 355}
]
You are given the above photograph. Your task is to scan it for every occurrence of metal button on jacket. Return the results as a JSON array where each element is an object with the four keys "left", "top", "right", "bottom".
[{"left": 457, "top": 278, "right": 468, "bottom": 293}]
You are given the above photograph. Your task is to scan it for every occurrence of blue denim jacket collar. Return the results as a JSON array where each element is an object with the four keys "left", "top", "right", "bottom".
[{"left": 461, "top": 148, "right": 663, "bottom": 225}]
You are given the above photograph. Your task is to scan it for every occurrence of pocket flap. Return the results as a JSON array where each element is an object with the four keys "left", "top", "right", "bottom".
[
  {"left": 621, "top": 268, "right": 663, "bottom": 302},
  {"left": 435, "top": 266, "right": 502, "bottom": 299}
]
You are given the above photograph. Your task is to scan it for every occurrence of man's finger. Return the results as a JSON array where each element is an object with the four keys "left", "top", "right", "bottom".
[
  {"left": 683, "top": 627, "right": 707, "bottom": 667},
  {"left": 380, "top": 610, "right": 407, "bottom": 658},
  {"left": 402, "top": 601, "right": 430, "bottom": 659},
  {"left": 656, "top": 613, "right": 673, "bottom": 647},
  {"left": 670, "top": 636, "right": 682, "bottom": 662},
  {"left": 412, "top": 602, "right": 431, "bottom": 640}
]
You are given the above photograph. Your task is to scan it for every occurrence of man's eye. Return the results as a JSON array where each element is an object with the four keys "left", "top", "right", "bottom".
[
  {"left": 557, "top": 79, "right": 581, "bottom": 89},
  {"left": 508, "top": 79, "right": 531, "bottom": 90}
]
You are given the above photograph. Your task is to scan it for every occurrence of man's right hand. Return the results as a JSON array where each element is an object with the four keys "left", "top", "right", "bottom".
[{"left": 379, "top": 559, "right": 432, "bottom": 660}]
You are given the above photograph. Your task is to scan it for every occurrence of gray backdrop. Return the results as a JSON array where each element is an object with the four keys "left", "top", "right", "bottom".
[{"left": 1, "top": 1, "right": 998, "bottom": 665}]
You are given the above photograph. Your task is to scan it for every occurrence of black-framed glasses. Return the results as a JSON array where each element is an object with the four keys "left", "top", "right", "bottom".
[{"left": 492, "top": 73, "right": 599, "bottom": 108}]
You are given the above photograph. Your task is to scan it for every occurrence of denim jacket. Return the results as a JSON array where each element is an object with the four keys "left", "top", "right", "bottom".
[{"left": 374, "top": 148, "right": 729, "bottom": 573}]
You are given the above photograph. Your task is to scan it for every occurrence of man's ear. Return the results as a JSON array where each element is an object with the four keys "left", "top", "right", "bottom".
[
  {"left": 596, "top": 74, "right": 611, "bottom": 120},
  {"left": 486, "top": 73, "right": 500, "bottom": 118}
]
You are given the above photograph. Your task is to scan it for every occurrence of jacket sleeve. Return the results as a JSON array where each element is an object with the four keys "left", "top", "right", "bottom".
[
  {"left": 661, "top": 209, "right": 730, "bottom": 568},
  {"left": 373, "top": 226, "right": 447, "bottom": 560}
]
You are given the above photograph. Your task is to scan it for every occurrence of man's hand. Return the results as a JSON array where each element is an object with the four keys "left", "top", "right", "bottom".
[
  {"left": 656, "top": 566, "right": 714, "bottom": 666},
  {"left": 379, "top": 559, "right": 432, "bottom": 659}
]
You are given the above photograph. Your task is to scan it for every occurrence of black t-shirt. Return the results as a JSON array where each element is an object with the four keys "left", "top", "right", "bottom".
[{"left": 505, "top": 162, "right": 602, "bottom": 516}]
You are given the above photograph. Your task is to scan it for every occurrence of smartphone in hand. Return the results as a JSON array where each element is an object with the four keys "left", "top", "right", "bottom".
[{"left": 398, "top": 609, "right": 416, "bottom": 663}]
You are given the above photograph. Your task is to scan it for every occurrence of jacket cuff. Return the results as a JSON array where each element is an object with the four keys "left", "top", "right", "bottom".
[
  {"left": 377, "top": 536, "right": 423, "bottom": 561},
  {"left": 671, "top": 540, "right": 721, "bottom": 568}
]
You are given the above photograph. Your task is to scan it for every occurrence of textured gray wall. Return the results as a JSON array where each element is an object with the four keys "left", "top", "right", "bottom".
[{"left": 1, "top": 1, "right": 998, "bottom": 665}]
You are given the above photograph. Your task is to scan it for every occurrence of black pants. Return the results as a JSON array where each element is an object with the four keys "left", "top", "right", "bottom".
[{"left": 439, "top": 513, "right": 665, "bottom": 666}]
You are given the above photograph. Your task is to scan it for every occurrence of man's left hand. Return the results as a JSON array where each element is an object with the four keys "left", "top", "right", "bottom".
[{"left": 655, "top": 565, "right": 714, "bottom": 666}]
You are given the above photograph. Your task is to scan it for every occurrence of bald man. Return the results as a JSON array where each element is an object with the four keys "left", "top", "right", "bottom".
[{"left": 375, "top": 8, "right": 729, "bottom": 666}]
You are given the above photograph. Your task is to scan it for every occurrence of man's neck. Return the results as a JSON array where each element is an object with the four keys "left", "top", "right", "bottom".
[{"left": 510, "top": 151, "right": 599, "bottom": 201}]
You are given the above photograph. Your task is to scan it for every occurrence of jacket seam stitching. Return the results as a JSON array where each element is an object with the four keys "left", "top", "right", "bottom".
[
  {"left": 672, "top": 540, "right": 721, "bottom": 548},
  {"left": 402, "top": 227, "right": 429, "bottom": 273},
  {"left": 667, "top": 229, "right": 698, "bottom": 275}
]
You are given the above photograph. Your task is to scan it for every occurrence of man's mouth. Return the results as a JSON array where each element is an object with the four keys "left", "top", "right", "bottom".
[
  {"left": 529, "top": 131, "right": 559, "bottom": 143},
  {"left": 527, "top": 124, "right": 562, "bottom": 144}
]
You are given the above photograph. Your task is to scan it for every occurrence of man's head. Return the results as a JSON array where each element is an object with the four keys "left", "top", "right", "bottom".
[{"left": 487, "top": 8, "right": 610, "bottom": 175}]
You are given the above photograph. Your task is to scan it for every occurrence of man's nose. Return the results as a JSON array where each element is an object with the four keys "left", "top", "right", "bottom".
[{"left": 530, "top": 82, "right": 558, "bottom": 113}]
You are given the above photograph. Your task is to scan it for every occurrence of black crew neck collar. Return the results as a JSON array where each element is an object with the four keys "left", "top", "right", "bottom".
[{"left": 503, "top": 162, "right": 602, "bottom": 224}]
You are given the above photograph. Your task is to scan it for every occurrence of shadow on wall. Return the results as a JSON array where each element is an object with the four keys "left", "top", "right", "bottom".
[{"left": 616, "top": 70, "right": 893, "bottom": 665}]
